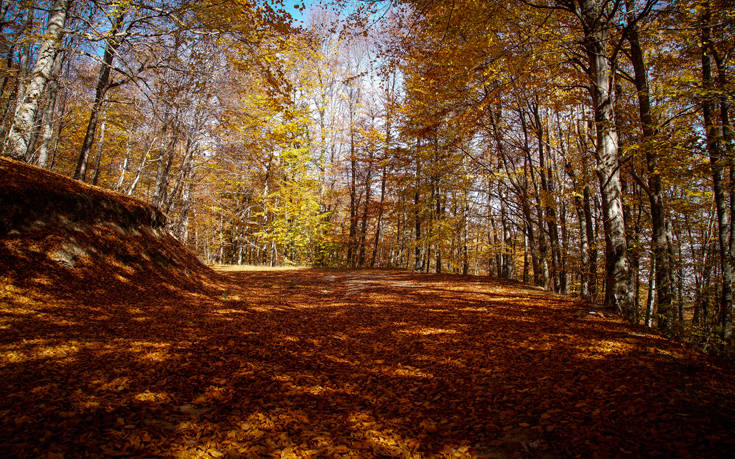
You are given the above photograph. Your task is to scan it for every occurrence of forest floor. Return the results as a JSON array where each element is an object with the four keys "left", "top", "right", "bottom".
[{"left": 2, "top": 266, "right": 735, "bottom": 458}]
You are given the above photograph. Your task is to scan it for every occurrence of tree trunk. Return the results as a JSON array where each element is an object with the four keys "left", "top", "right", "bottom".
[
  {"left": 74, "top": 11, "right": 125, "bottom": 181},
  {"left": 127, "top": 136, "right": 157, "bottom": 196},
  {"left": 152, "top": 128, "right": 177, "bottom": 209},
  {"left": 91, "top": 109, "right": 108, "bottom": 185},
  {"left": 164, "top": 139, "right": 194, "bottom": 215},
  {"left": 534, "top": 103, "right": 561, "bottom": 291},
  {"left": 580, "top": 0, "right": 634, "bottom": 317},
  {"left": 701, "top": 2, "right": 734, "bottom": 342},
  {"left": 414, "top": 148, "right": 423, "bottom": 271},
  {"left": 583, "top": 179, "right": 597, "bottom": 301},
  {"left": 625, "top": 0, "right": 674, "bottom": 331},
  {"left": 36, "top": 50, "right": 65, "bottom": 168},
  {"left": 519, "top": 108, "right": 548, "bottom": 287},
  {"left": 713, "top": 42, "right": 735, "bottom": 343},
  {"left": 371, "top": 162, "right": 388, "bottom": 267},
  {"left": 5, "top": 0, "right": 70, "bottom": 161},
  {"left": 358, "top": 148, "right": 374, "bottom": 266}
]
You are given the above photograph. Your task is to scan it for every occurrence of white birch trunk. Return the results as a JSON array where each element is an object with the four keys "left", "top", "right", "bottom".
[{"left": 5, "top": 0, "right": 70, "bottom": 161}]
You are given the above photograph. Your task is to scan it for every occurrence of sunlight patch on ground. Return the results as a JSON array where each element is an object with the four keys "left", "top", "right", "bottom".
[
  {"left": 134, "top": 390, "right": 172, "bottom": 403},
  {"left": 575, "top": 339, "right": 637, "bottom": 360},
  {"left": 347, "top": 410, "right": 422, "bottom": 456},
  {"left": 213, "top": 308, "right": 247, "bottom": 315},
  {"left": 324, "top": 354, "right": 356, "bottom": 365},
  {"left": 96, "top": 376, "right": 131, "bottom": 392},
  {"left": 211, "top": 264, "right": 308, "bottom": 272},
  {"left": 397, "top": 326, "right": 458, "bottom": 336},
  {"left": 1, "top": 340, "right": 80, "bottom": 364},
  {"left": 460, "top": 306, "right": 491, "bottom": 312},
  {"left": 139, "top": 350, "right": 170, "bottom": 362},
  {"left": 392, "top": 365, "right": 434, "bottom": 378}
]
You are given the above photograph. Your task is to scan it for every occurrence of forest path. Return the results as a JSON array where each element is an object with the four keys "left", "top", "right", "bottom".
[
  {"left": 324, "top": 272, "right": 421, "bottom": 296},
  {"left": 2, "top": 267, "right": 734, "bottom": 457}
]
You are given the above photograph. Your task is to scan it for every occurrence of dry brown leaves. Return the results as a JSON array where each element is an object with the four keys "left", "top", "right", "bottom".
[{"left": 2, "top": 265, "right": 735, "bottom": 458}]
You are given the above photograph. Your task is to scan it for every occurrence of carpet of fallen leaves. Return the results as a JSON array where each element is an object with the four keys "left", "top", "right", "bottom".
[{"left": 2, "top": 266, "right": 735, "bottom": 458}]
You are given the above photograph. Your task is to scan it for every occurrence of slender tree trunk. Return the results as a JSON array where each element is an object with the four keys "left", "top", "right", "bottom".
[
  {"left": 127, "top": 137, "right": 156, "bottom": 196},
  {"left": 74, "top": 12, "right": 125, "bottom": 181},
  {"left": 435, "top": 178, "right": 443, "bottom": 274},
  {"left": 646, "top": 255, "right": 655, "bottom": 327},
  {"left": 358, "top": 148, "right": 374, "bottom": 266},
  {"left": 91, "top": 108, "right": 108, "bottom": 185},
  {"left": 625, "top": 1, "right": 674, "bottom": 330},
  {"left": 116, "top": 124, "right": 136, "bottom": 191},
  {"left": 36, "top": 50, "right": 64, "bottom": 168},
  {"left": 713, "top": 47, "right": 735, "bottom": 342},
  {"left": 520, "top": 108, "right": 548, "bottom": 287},
  {"left": 701, "top": 2, "right": 734, "bottom": 342},
  {"left": 347, "top": 130, "right": 358, "bottom": 266},
  {"left": 576, "top": 194, "right": 590, "bottom": 298},
  {"left": 371, "top": 162, "right": 387, "bottom": 267},
  {"left": 414, "top": 147, "right": 423, "bottom": 271},
  {"left": 534, "top": 103, "right": 561, "bottom": 291},
  {"left": 583, "top": 180, "right": 598, "bottom": 301}
]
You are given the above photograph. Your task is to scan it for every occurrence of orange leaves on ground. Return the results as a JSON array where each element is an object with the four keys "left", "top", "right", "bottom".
[{"left": 1, "top": 267, "right": 735, "bottom": 457}]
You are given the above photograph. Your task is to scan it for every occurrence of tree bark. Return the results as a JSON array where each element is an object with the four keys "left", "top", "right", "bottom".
[
  {"left": 625, "top": 0, "right": 674, "bottom": 331},
  {"left": 534, "top": 103, "right": 561, "bottom": 291},
  {"left": 701, "top": 1, "right": 734, "bottom": 342},
  {"left": 74, "top": 11, "right": 125, "bottom": 181},
  {"left": 91, "top": 109, "right": 108, "bottom": 185},
  {"left": 579, "top": 0, "right": 634, "bottom": 317},
  {"left": 36, "top": 50, "right": 65, "bottom": 168},
  {"left": 358, "top": 146, "right": 374, "bottom": 266},
  {"left": 5, "top": 0, "right": 70, "bottom": 161},
  {"left": 371, "top": 162, "right": 388, "bottom": 267}
]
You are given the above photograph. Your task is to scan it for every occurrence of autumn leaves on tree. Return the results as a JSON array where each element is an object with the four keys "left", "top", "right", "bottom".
[{"left": 1, "top": 0, "right": 733, "bottom": 347}]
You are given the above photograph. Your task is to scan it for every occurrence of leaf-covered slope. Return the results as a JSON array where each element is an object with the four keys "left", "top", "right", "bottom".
[{"left": 0, "top": 156, "right": 212, "bottom": 300}]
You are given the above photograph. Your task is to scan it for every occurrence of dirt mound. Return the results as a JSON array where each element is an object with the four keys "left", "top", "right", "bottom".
[{"left": 0, "top": 157, "right": 213, "bottom": 302}]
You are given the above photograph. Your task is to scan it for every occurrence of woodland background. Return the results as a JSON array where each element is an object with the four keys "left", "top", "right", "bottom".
[{"left": 2, "top": 0, "right": 734, "bottom": 349}]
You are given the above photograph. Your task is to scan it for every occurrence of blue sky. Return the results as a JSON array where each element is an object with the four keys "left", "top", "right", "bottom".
[{"left": 282, "top": 0, "right": 313, "bottom": 25}]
